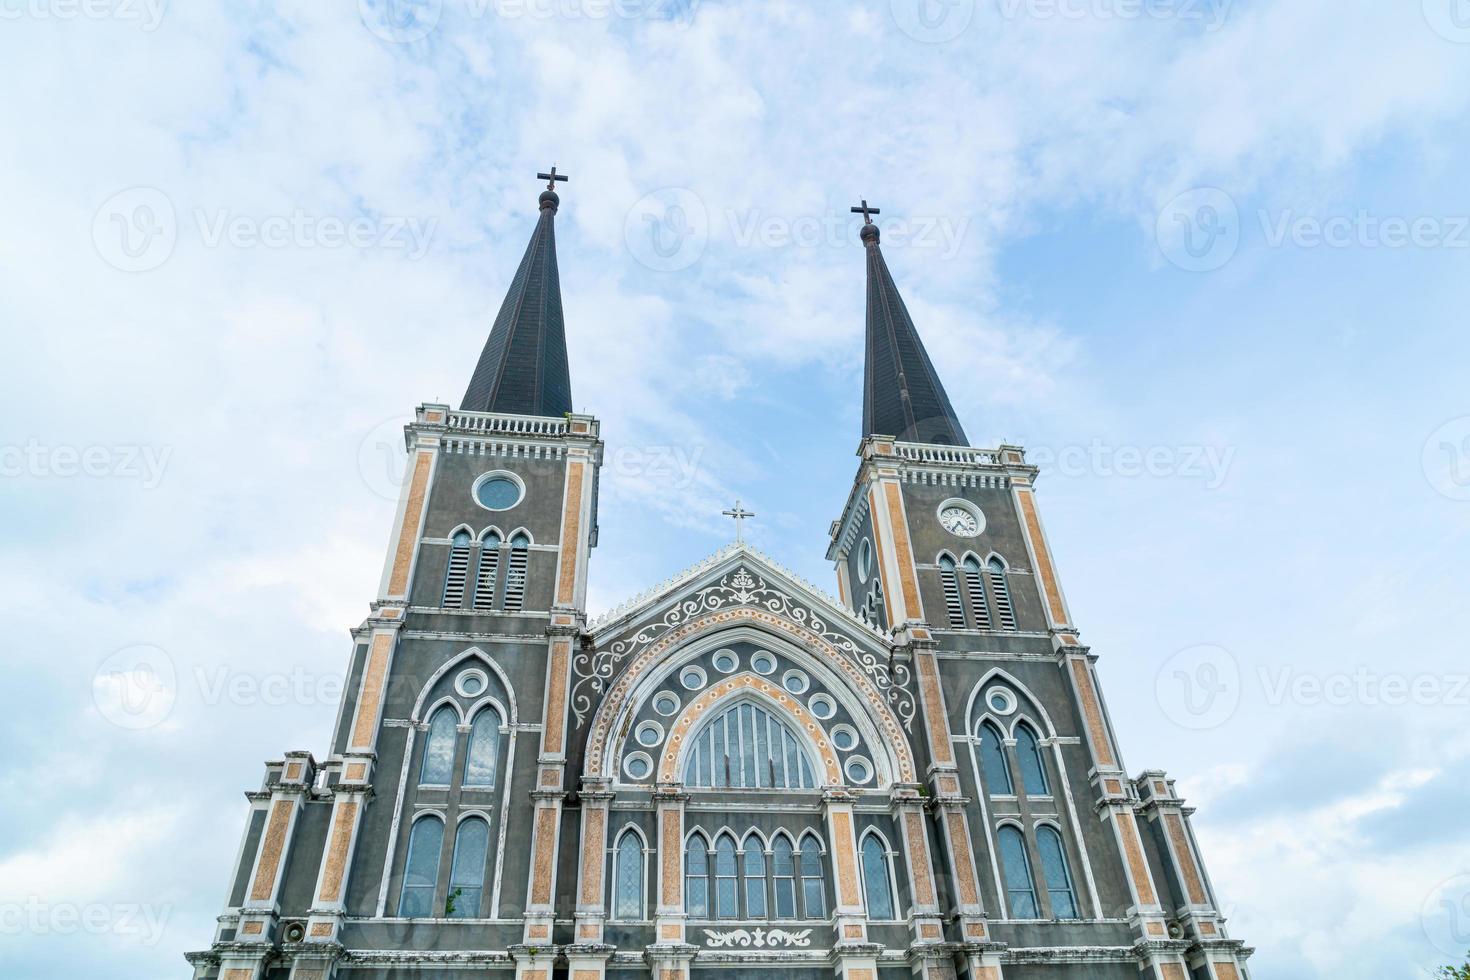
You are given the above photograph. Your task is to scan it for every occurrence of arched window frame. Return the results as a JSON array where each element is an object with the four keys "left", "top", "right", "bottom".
[
  {"left": 997, "top": 822, "right": 1039, "bottom": 919},
  {"left": 1013, "top": 720, "right": 1050, "bottom": 797},
  {"left": 771, "top": 832, "right": 798, "bottom": 920},
  {"left": 976, "top": 719, "right": 1014, "bottom": 796},
  {"left": 937, "top": 553, "right": 964, "bottom": 628},
  {"left": 611, "top": 825, "right": 646, "bottom": 920},
  {"left": 986, "top": 554, "right": 1017, "bottom": 631},
  {"left": 442, "top": 527, "right": 474, "bottom": 608},
  {"left": 798, "top": 832, "right": 827, "bottom": 919},
  {"left": 1036, "top": 822, "right": 1080, "bottom": 920},
  {"left": 446, "top": 815, "right": 490, "bottom": 918},
  {"left": 962, "top": 553, "right": 992, "bottom": 629},
  {"left": 684, "top": 832, "right": 710, "bottom": 918},
  {"left": 503, "top": 531, "right": 531, "bottom": 611},
  {"left": 419, "top": 703, "right": 462, "bottom": 787},
  {"left": 681, "top": 697, "right": 818, "bottom": 790},
  {"left": 397, "top": 813, "right": 446, "bottom": 918},
  {"left": 713, "top": 832, "right": 740, "bottom": 919},
  {"left": 473, "top": 528, "right": 502, "bottom": 609},
  {"left": 741, "top": 830, "right": 768, "bottom": 919},
  {"left": 859, "top": 830, "right": 898, "bottom": 921},
  {"left": 462, "top": 704, "right": 503, "bottom": 788}
]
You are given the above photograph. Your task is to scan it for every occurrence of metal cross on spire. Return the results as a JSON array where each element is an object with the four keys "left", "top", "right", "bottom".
[
  {"left": 851, "top": 199, "right": 881, "bottom": 224},
  {"left": 722, "top": 500, "right": 756, "bottom": 544},
  {"left": 537, "top": 166, "right": 569, "bottom": 191}
]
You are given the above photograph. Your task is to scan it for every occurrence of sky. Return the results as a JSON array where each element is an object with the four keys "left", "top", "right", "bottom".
[{"left": 2, "top": 1, "right": 1470, "bottom": 977}]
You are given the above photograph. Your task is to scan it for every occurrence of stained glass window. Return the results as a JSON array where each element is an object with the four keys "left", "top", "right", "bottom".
[
  {"left": 447, "top": 818, "right": 488, "bottom": 918},
  {"left": 398, "top": 817, "right": 444, "bottom": 917},
  {"left": 463, "top": 710, "right": 500, "bottom": 787},
  {"left": 999, "top": 825, "right": 1038, "bottom": 918},
  {"left": 1038, "top": 826, "right": 1078, "bottom": 919},
  {"left": 861, "top": 834, "right": 894, "bottom": 919},
  {"left": 613, "top": 830, "right": 643, "bottom": 919},
  {"left": 420, "top": 707, "right": 457, "bottom": 785}
]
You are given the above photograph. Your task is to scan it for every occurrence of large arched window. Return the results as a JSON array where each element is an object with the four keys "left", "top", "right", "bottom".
[
  {"left": 473, "top": 530, "right": 501, "bottom": 609},
  {"left": 998, "top": 825, "right": 1038, "bottom": 918},
  {"left": 1038, "top": 826, "right": 1079, "bottom": 919},
  {"left": 742, "top": 834, "right": 767, "bottom": 918},
  {"left": 447, "top": 817, "right": 488, "bottom": 918},
  {"left": 799, "top": 835, "right": 826, "bottom": 918},
  {"left": 938, "top": 555, "right": 964, "bottom": 627},
  {"left": 1014, "top": 723, "right": 1048, "bottom": 796},
  {"left": 420, "top": 706, "right": 458, "bottom": 785},
  {"left": 613, "top": 829, "right": 643, "bottom": 919},
  {"left": 503, "top": 533, "right": 530, "bottom": 610},
  {"left": 988, "top": 557, "right": 1017, "bottom": 630},
  {"left": 714, "top": 834, "right": 739, "bottom": 918},
  {"left": 861, "top": 833, "right": 895, "bottom": 920},
  {"left": 772, "top": 835, "right": 797, "bottom": 919},
  {"left": 977, "top": 720, "right": 1013, "bottom": 795},
  {"left": 683, "top": 700, "right": 816, "bottom": 789},
  {"left": 463, "top": 709, "right": 500, "bottom": 787},
  {"left": 962, "top": 555, "right": 991, "bottom": 629},
  {"left": 684, "top": 834, "right": 709, "bottom": 917},
  {"left": 398, "top": 816, "right": 444, "bottom": 917},
  {"left": 443, "top": 530, "right": 473, "bottom": 607}
]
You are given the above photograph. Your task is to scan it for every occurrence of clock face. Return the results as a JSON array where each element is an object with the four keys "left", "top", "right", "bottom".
[{"left": 939, "top": 505, "right": 981, "bottom": 537}]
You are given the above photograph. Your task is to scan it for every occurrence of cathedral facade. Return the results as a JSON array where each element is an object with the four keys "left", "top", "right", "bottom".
[{"left": 187, "top": 179, "right": 1253, "bottom": 980}]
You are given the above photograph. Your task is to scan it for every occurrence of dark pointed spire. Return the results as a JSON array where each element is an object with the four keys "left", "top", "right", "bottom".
[
  {"left": 461, "top": 168, "right": 573, "bottom": 418},
  {"left": 852, "top": 200, "right": 969, "bottom": 447}
]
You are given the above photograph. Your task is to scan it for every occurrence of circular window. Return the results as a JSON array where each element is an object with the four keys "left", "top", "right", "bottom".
[
  {"left": 653, "top": 692, "right": 680, "bottom": 716},
  {"left": 751, "top": 651, "right": 777, "bottom": 675},
  {"left": 635, "top": 721, "right": 665, "bottom": 747},
  {"left": 857, "top": 539, "right": 873, "bottom": 583},
  {"left": 845, "top": 756, "right": 873, "bottom": 784},
  {"left": 987, "top": 688, "right": 1017, "bottom": 715},
  {"left": 679, "top": 666, "right": 707, "bottom": 691},
  {"left": 624, "top": 752, "right": 653, "bottom": 780},
  {"left": 808, "top": 694, "right": 835, "bottom": 720},
  {"left": 473, "top": 472, "right": 525, "bottom": 511},
  {"left": 782, "top": 670, "right": 809, "bottom": 695},
  {"left": 455, "top": 669, "right": 489, "bottom": 698},
  {"left": 712, "top": 649, "right": 739, "bottom": 674},
  {"left": 937, "top": 498, "right": 984, "bottom": 538},
  {"left": 830, "top": 725, "right": 858, "bottom": 752}
]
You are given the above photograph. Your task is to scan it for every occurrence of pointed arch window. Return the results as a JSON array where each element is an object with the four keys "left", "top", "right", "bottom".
[
  {"left": 463, "top": 709, "right": 500, "bottom": 787},
  {"left": 963, "top": 555, "right": 992, "bottom": 629},
  {"left": 420, "top": 706, "right": 458, "bottom": 785},
  {"left": 442, "top": 530, "right": 473, "bottom": 607},
  {"left": 714, "top": 835, "right": 739, "bottom": 918},
  {"left": 1015, "top": 723, "right": 1048, "bottom": 796},
  {"left": 772, "top": 835, "right": 797, "bottom": 919},
  {"left": 977, "top": 720, "right": 1013, "bottom": 795},
  {"left": 473, "top": 531, "right": 501, "bottom": 609},
  {"left": 998, "top": 825, "right": 1038, "bottom": 918},
  {"left": 683, "top": 700, "right": 816, "bottom": 789},
  {"left": 684, "top": 834, "right": 710, "bottom": 917},
  {"left": 742, "top": 835, "right": 767, "bottom": 918},
  {"left": 613, "top": 829, "right": 643, "bottom": 919},
  {"left": 938, "top": 555, "right": 964, "bottom": 627},
  {"left": 503, "top": 533, "right": 530, "bottom": 610},
  {"left": 1038, "top": 826, "right": 1079, "bottom": 919},
  {"left": 799, "top": 835, "right": 826, "bottom": 918},
  {"left": 398, "top": 816, "right": 444, "bottom": 917},
  {"left": 447, "top": 817, "right": 489, "bottom": 918},
  {"left": 861, "top": 834, "right": 895, "bottom": 920},
  {"left": 988, "top": 557, "right": 1017, "bottom": 630}
]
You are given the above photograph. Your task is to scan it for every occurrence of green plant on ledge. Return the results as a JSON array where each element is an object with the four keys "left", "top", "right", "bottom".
[{"left": 444, "top": 887, "right": 463, "bottom": 918}]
